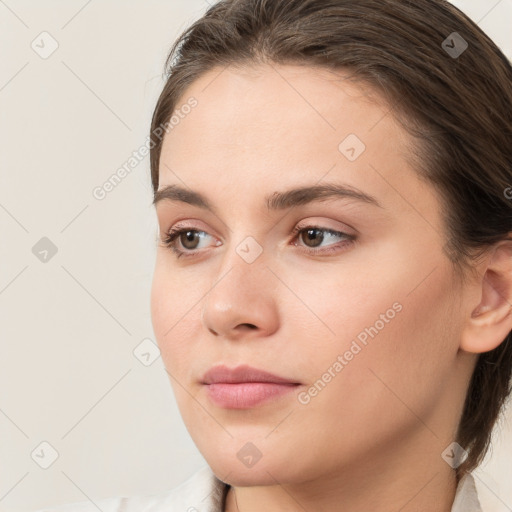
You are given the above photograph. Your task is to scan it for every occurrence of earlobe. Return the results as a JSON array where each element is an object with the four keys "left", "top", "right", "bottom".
[{"left": 461, "top": 241, "right": 512, "bottom": 354}]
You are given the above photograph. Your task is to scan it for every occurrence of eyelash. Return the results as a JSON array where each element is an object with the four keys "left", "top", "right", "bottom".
[{"left": 161, "top": 224, "right": 356, "bottom": 259}]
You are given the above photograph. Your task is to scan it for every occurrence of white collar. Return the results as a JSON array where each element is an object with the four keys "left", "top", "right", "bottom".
[{"left": 451, "top": 472, "right": 483, "bottom": 512}]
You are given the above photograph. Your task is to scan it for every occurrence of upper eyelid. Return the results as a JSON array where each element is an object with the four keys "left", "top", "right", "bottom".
[
  {"left": 165, "top": 221, "right": 351, "bottom": 238},
  {"left": 165, "top": 214, "right": 356, "bottom": 234}
]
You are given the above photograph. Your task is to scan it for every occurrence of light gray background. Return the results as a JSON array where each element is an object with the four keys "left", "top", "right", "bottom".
[{"left": 0, "top": 1, "right": 511, "bottom": 511}]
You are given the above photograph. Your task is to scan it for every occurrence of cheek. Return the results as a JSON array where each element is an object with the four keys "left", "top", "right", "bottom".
[
  {"left": 291, "top": 253, "right": 458, "bottom": 426},
  {"left": 285, "top": 236, "right": 455, "bottom": 378},
  {"left": 264, "top": 261, "right": 457, "bottom": 475},
  {"left": 150, "top": 263, "right": 172, "bottom": 344},
  {"left": 150, "top": 275, "right": 200, "bottom": 424},
  {"left": 150, "top": 263, "right": 191, "bottom": 363}
]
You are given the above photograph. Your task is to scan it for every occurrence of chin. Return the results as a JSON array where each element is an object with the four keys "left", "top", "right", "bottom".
[
  {"left": 211, "top": 462, "right": 287, "bottom": 487},
  {"left": 204, "top": 448, "right": 310, "bottom": 487}
]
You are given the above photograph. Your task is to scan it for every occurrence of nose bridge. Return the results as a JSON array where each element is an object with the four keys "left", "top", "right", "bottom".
[
  {"left": 201, "top": 235, "right": 279, "bottom": 338},
  {"left": 215, "top": 217, "right": 269, "bottom": 284}
]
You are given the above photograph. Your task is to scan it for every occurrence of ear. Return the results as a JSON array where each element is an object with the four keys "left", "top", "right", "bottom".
[{"left": 460, "top": 240, "right": 512, "bottom": 354}]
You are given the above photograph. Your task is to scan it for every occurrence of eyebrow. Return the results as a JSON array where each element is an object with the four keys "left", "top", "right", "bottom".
[{"left": 153, "top": 182, "right": 383, "bottom": 212}]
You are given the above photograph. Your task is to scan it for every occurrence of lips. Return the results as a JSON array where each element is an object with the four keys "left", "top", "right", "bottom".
[
  {"left": 201, "top": 364, "right": 301, "bottom": 409},
  {"left": 201, "top": 364, "right": 299, "bottom": 385}
]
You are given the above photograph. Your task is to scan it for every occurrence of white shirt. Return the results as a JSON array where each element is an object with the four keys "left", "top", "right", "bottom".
[{"left": 35, "top": 465, "right": 483, "bottom": 511}]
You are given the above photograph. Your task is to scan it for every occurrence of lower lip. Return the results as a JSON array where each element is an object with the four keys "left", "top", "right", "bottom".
[{"left": 204, "top": 382, "right": 299, "bottom": 409}]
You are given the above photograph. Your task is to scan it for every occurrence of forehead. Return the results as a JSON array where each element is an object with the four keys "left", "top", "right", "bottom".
[
  {"left": 164, "top": 63, "right": 393, "bottom": 152},
  {"left": 158, "top": 63, "right": 431, "bottom": 220}
]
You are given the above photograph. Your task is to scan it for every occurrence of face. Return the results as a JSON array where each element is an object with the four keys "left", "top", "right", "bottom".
[{"left": 150, "top": 64, "right": 468, "bottom": 486}]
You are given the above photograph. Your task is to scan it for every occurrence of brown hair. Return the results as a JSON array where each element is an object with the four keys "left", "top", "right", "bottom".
[{"left": 149, "top": 0, "right": 512, "bottom": 477}]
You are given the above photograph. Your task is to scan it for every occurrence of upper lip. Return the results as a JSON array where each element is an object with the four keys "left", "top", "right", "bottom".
[{"left": 201, "top": 364, "right": 299, "bottom": 385}]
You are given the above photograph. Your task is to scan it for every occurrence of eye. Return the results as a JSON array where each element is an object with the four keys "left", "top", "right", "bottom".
[
  {"left": 161, "top": 223, "right": 356, "bottom": 259},
  {"left": 161, "top": 226, "right": 219, "bottom": 259},
  {"left": 290, "top": 224, "right": 355, "bottom": 255}
]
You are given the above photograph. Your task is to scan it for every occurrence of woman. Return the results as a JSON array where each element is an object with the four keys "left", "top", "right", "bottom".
[{"left": 38, "top": 0, "right": 512, "bottom": 510}]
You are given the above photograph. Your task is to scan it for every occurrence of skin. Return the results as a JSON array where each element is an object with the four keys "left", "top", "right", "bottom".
[{"left": 150, "top": 63, "right": 512, "bottom": 512}]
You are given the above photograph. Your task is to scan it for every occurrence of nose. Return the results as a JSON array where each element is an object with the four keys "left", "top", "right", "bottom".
[{"left": 201, "top": 253, "right": 280, "bottom": 341}]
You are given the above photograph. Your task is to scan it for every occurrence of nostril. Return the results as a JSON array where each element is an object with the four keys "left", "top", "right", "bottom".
[{"left": 240, "top": 323, "right": 257, "bottom": 330}]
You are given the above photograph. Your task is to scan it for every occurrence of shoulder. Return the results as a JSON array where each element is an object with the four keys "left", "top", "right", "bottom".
[{"left": 33, "top": 465, "right": 228, "bottom": 512}]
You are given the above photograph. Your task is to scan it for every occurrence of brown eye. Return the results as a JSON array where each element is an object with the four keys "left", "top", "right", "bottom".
[
  {"left": 300, "top": 228, "right": 324, "bottom": 248},
  {"left": 292, "top": 225, "right": 356, "bottom": 255},
  {"left": 180, "top": 230, "right": 201, "bottom": 250},
  {"left": 163, "top": 228, "right": 214, "bottom": 258}
]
